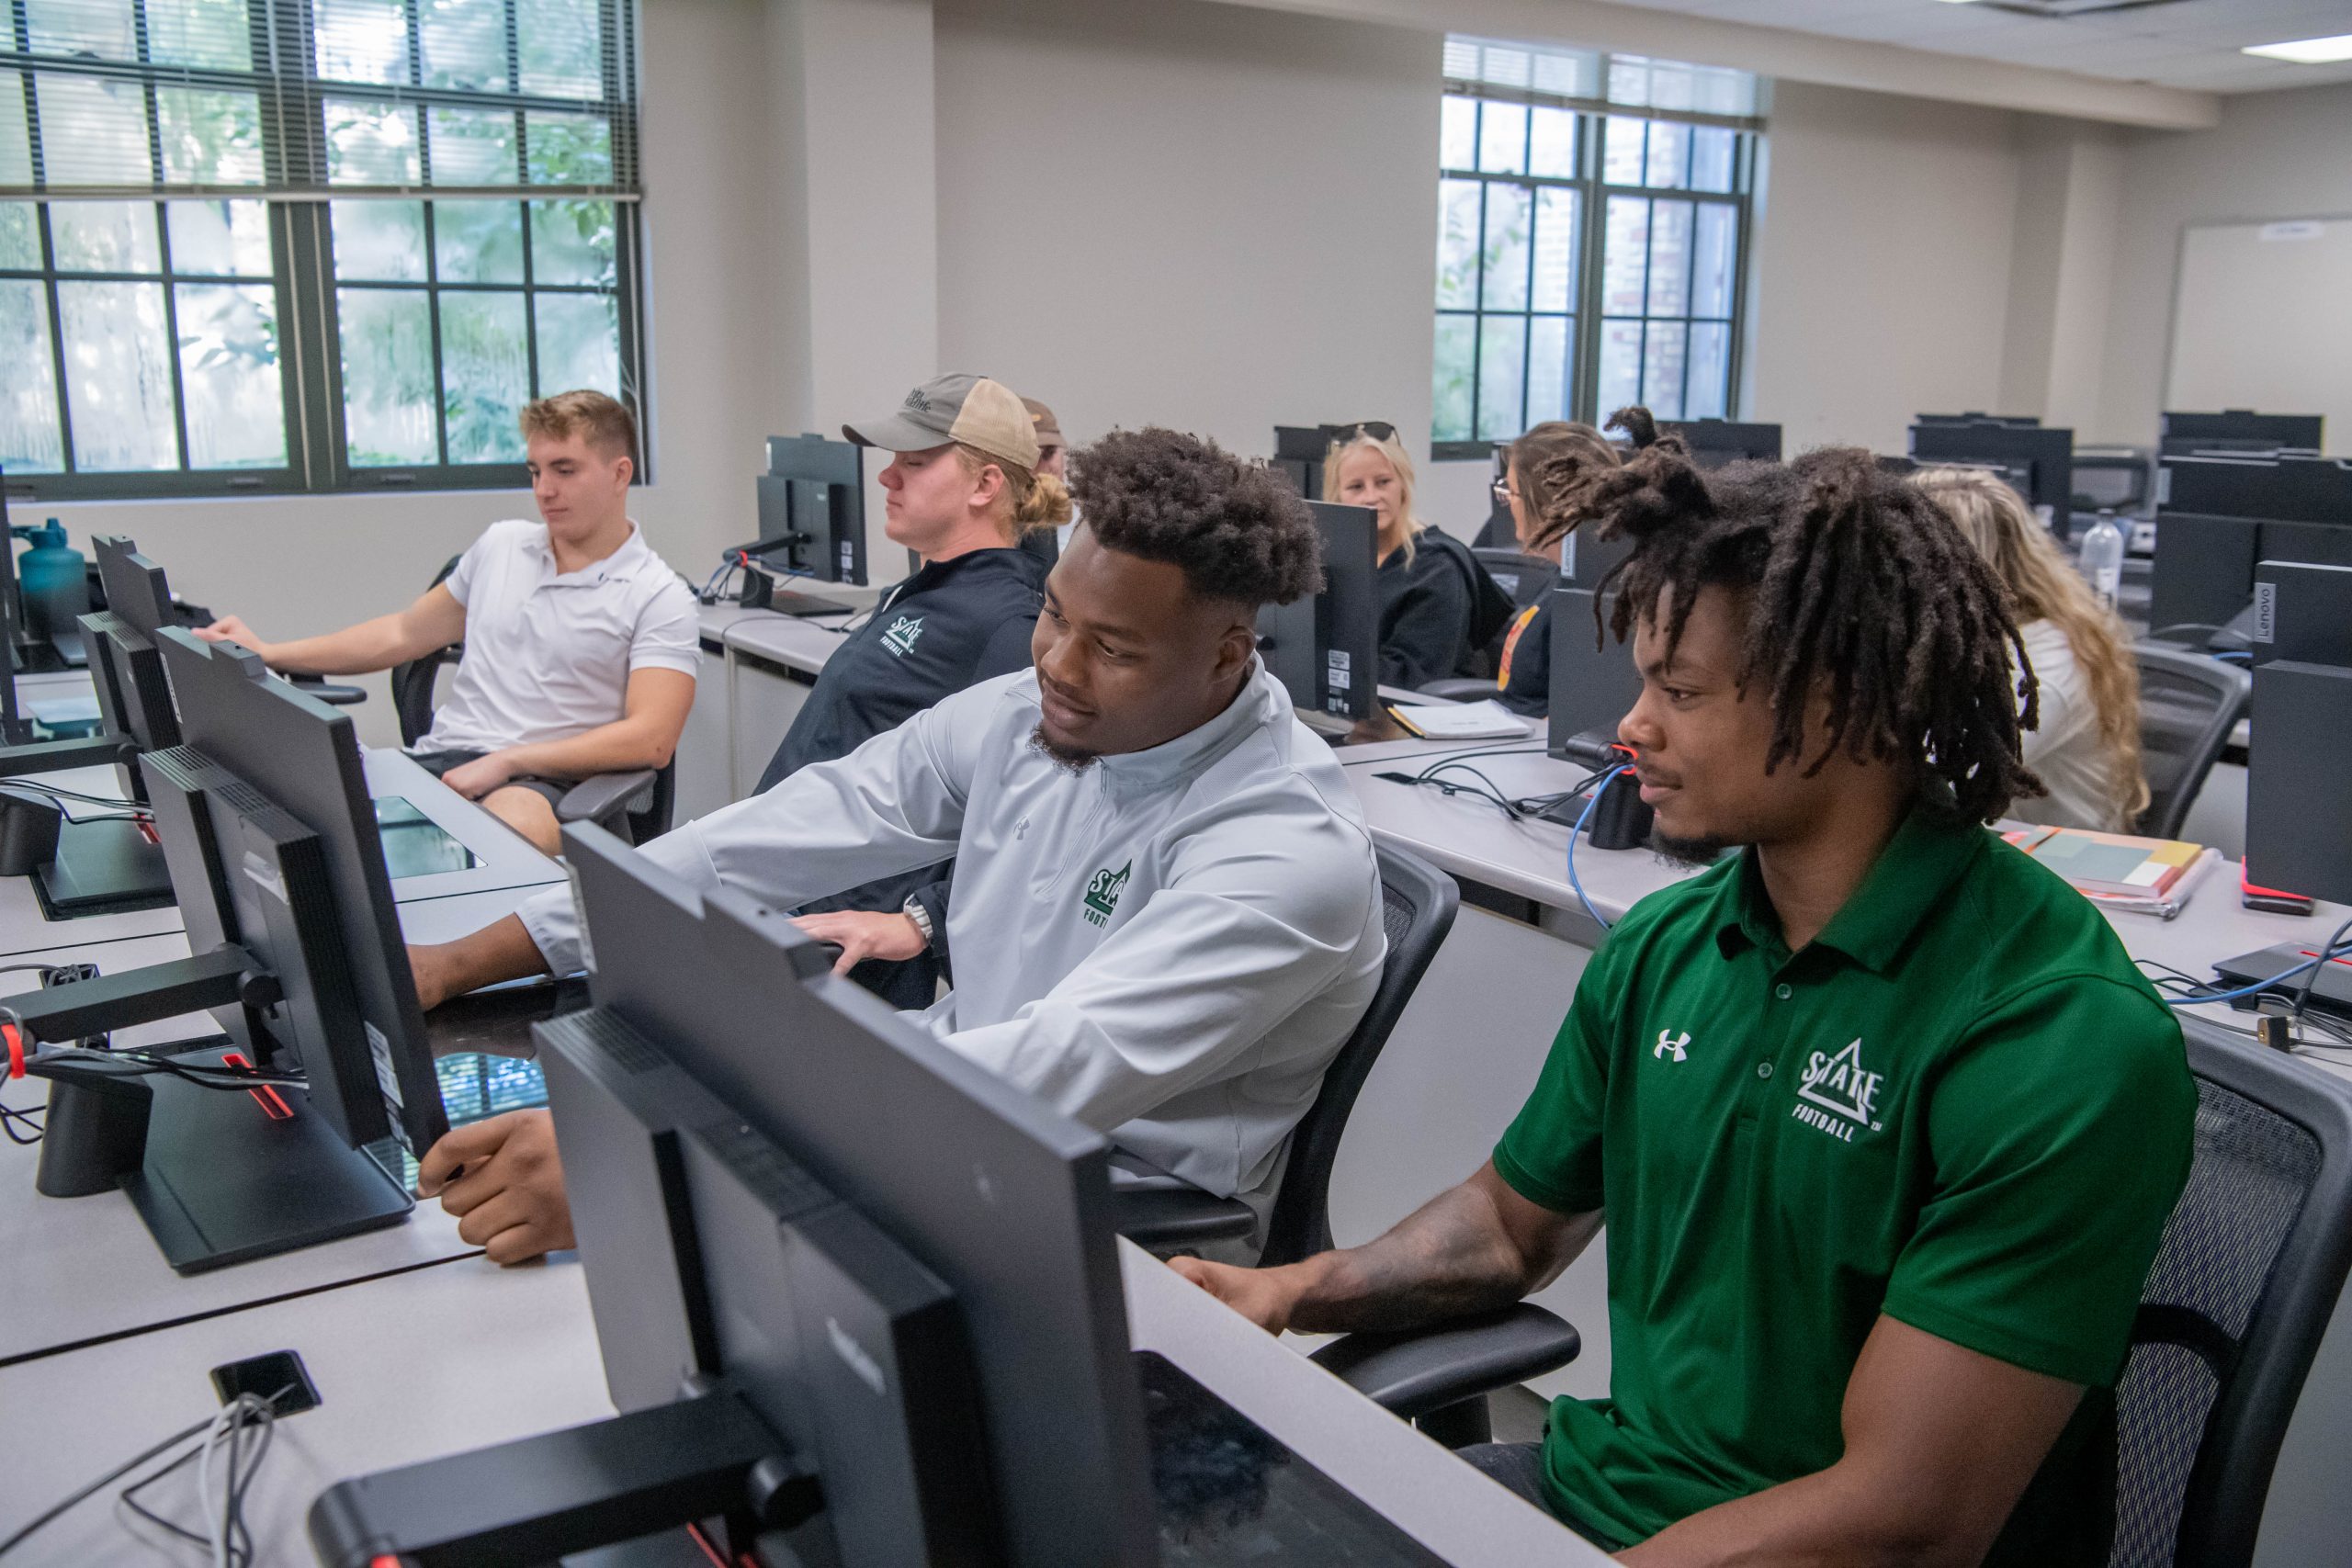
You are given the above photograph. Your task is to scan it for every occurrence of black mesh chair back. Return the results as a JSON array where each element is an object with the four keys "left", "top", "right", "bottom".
[
  {"left": 390, "top": 554, "right": 466, "bottom": 749},
  {"left": 2132, "top": 645, "right": 2250, "bottom": 840},
  {"left": 1258, "top": 843, "right": 1459, "bottom": 1267},
  {"left": 1471, "top": 548, "right": 1559, "bottom": 610},
  {"left": 2109, "top": 1019, "right": 2352, "bottom": 1567}
]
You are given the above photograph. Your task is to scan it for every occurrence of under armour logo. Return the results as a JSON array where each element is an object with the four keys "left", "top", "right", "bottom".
[{"left": 1654, "top": 1029, "right": 1690, "bottom": 1063}]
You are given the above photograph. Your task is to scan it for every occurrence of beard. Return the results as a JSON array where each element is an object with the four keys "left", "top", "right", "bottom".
[
  {"left": 1649, "top": 828, "right": 1730, "bottom": 869},
  {"left": 1029, "top": 723, "right": 1101, "bottom": 774}
]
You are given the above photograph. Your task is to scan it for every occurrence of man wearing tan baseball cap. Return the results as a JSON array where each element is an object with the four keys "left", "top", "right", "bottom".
[{"left": 844, "top": 372, "right": 1040, "bottom": 473}]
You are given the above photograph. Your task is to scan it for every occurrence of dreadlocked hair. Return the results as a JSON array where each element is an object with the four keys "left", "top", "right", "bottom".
[{"left": 1570, "top": 409, "right": 2043, "bottom": 824}]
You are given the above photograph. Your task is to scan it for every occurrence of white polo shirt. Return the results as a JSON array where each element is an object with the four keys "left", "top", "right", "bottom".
[{"left": 413, "top": 519, "right": 700, "bottom": 760}]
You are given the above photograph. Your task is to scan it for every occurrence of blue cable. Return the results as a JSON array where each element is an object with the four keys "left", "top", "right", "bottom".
[
  {"left": 2163, "top": 949, "right": 2332, "bottom": 1009},
  {"left": 2213, "top": 649, "right": 2251, "bottom": 662},
  {"left": 1566, "top": 765, "right": 1635, "bottom": 933}
]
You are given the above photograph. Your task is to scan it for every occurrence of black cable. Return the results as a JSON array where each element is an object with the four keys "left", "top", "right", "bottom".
[
  {"left": 2285, "top": 915, "right": 2352, "bottom": 1026},
  {"left": 0, "top": 964, "right": 60, "bottom": 978},
  {"left": 0, "top": 1412, "right": 219, "bottom": 1556},
  {"left": 0, "top": 1100, "right": 43, "bottom": 1145}
]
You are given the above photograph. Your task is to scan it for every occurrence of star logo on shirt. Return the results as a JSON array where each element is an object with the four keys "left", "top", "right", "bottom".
[{"left": 882, "top": 615, "right": 925, "bottom": 658}]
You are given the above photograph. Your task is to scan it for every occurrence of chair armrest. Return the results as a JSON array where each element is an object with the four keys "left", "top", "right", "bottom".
[
  {"left": 286, "top": 673, "right": 368, "bottom": 706},
  {"left": 556, "top": 769, "right": 657, "bottom": 825},
  {"left": 1307, "top": 1303, "right": 1579, "bottom": 1420},
  {"left": 1416, "top": 678, "right": 1500, "bottom": 702},
  {"left": 1114, "top": 1187, "right": 1258, "bottom": 1252}
]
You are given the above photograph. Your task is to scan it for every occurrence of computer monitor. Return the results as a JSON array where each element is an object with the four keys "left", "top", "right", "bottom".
[
  {"left": 1906, "top": 417, "right": 2074, "bottom": 533},
  {"left": 2245, "top": 561, "right": 2352, "bottom": 907},
  {"left": 2161, "top": 409, "right": 2324, "bottom": 457},
  {"left": 2150, "top": 454, "right": 2352, "bottom": 636},
  {"left": 85, "top": 536, "right": 180, "bottom": 760},
  {"left": 1916, "top": 412, "right": 2041, "bottom": 429},
  {"left": 314, "top": 825, "right": 1159, "bottom": 1565},
  {"left": 732, "top": 434, "right": 867, "bottom": 616},
  {"left": 8, "top": 629, "right": 448, "bottom": 1271},
  {"left": 1546, "top": 584, "right": 1643, "bottom": 761},
  {"left": 1665, "top": 419, "right": 1781, "bottom": 468},
  {"left": 2071, "top": 446, "right": 2155, "bottom": 518},
  {"left": 1272, "top": 424, "right": 1335, "bottom": 502},
  {"left": 1257, "top": 501, "right": 1377, "bottom": 723}
]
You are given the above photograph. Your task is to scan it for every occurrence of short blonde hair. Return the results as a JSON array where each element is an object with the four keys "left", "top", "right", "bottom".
[{"left": 520, "top": 389, "right": 638, "bottom": 470}]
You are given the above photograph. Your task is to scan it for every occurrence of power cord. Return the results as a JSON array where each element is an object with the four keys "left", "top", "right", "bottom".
[
  {"left": 1566, "top": 765, "right": 1637, "bottom": 932},
  {"left": 2144, "top": 918, "right": 2352, "bottom": 1015}
]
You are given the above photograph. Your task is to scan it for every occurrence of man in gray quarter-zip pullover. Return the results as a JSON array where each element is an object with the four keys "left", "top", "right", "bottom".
[{"left": 405, "top": 428, "right": 1388, "bottom": 1266}]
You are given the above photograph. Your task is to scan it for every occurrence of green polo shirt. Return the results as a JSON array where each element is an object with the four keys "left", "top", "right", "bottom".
[{"left": 1495, "top": 807, "right": 2195, "bottom": 1551}]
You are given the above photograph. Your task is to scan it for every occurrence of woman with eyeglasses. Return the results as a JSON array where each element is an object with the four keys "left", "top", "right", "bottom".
[
  {"left": 1324, "top": 425, "right": 1478, "bottom": 690},
  {"left": 1490, "top": 419, "right": 1625, "bottom": 716}
]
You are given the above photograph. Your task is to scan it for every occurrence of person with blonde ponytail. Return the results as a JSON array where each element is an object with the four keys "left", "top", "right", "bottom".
[
  {"left": 1913, "top": 467, "right": 2149, "bottom": 832},
  {"left": 749, "top": 373, "right": 1063, "bottom": 1009},
  {"left": 1325, "top": 425, "right": 1478, "bottom": 688}
]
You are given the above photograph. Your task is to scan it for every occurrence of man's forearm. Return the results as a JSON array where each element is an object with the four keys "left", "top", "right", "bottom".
[
  {"left": 1619, "top": 1461, "right": 1979, "bottom": 1568},
  {"left": 264, "top": 613, "right": 424, "bottom": 676},
  {"left": 413, "top": 914, "right": 550, "bottom": 1007},
  {"left": 1282, "top": 1178, "right": 1597, "bottom": 1336},
  {"left": 497, "top": 716, "right": 675, "bottom": 781}
]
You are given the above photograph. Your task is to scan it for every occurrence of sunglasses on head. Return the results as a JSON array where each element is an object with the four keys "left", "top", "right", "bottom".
[{"left": 1330, "top": 421, "right": 1398, "bottom": 444}]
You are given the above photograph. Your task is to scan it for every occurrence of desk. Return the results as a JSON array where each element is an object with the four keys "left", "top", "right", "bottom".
[
  {"left": 0, "top": 1242, "right": 1600, "bottom": 1568},
  {"left": 0, "top": 750, "right": 565, "bottom": 959},
  {"left": 679, "top": 604, "right": 855, "bottom": 814},
  {"left": 0, "top": 889, "right": 552, "bottom": 1370},
  {"left": 1329, "top": 733, "right": 2352, "bottom": 1565}
]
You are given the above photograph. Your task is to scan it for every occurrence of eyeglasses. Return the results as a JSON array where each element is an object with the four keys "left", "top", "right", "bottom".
[
  {"left": 1491, "top": 479, "right": 1518, "bottom": 503},
  {"left": 1330, "top": 421, "right": 1398, "bottom": 444}
]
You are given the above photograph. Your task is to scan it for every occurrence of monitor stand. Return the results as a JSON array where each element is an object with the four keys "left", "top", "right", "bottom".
[
  {"left": 39, "top": 1043, "right": 414, "bottom": 1273},
  {"left": 32, "top": 817, "right": 175, "bottom": 916},
  {"left": 759, "top": 588, "right": 855, "bottom": 618}
]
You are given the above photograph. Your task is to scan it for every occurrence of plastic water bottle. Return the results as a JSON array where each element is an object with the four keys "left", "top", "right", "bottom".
[{"left": 2077, "top": 511, "right": 2124, "bottom": 613}]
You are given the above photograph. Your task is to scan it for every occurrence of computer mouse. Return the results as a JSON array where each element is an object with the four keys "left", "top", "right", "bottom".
[{"left": 0, "top": 785, "right": 62, "bottom": 875}]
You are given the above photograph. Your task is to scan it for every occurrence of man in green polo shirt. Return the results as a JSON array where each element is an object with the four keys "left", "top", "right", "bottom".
[{"left": 1174, "top": 434, "right": 2195, "bottom": 1566}]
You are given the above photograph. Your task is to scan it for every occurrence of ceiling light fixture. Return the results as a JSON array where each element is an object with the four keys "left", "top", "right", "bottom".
[{"left": 2245, "top": 33, "right": 2352, "bottom": 63}]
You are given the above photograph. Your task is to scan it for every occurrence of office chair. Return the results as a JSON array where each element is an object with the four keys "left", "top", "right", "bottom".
[
  {"left": 2108, "top": 1017, "right": 2352, "bottom": 1566},
  {"left": 1114, "top": 843, "right": 1460, "bottom": 1265},
  {"left": 391, "top": 555, "right": 676, "bottom": 845},
  {"left": 1416, "top": 549, "right": 1560, "bottom": 703},
  {"left": 2133, "top": 644, "right": 2252, "bottom": 840}
]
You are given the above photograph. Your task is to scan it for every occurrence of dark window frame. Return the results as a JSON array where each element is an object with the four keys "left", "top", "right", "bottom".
[
  {"left": 1434, "top": 73, "right": 1758, "bottom": 462},
  {"left": 0, "top": 0, "right": 644, "bottom": 503}
]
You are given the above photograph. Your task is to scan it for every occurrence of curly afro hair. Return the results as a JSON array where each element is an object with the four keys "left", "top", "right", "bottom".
[{"left": 1069, "top": 427, "right": 1324, "bottom": 607}]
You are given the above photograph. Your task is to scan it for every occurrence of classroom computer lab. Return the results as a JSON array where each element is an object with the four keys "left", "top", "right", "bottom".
[{"left": 3, "top": 1, "right": 2350, "bottom": 1563}]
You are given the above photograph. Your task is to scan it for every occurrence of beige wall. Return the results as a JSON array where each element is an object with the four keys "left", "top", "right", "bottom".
[
  {"left": 1747, "top": 81, "right": 2024, "bottom": 457},
  {"left": 933, "top": 0, "right": 1438, "bottom": 481},
  {"left": 2095, "top": 80, "right": 2352, "bottom": 446}
]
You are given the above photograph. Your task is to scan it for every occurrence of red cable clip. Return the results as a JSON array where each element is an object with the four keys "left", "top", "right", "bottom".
[{"left": 4, "top": 1022, "right": 22, "bottom": 1080}]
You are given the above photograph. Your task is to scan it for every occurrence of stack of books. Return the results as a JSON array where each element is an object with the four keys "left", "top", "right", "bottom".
[{"left": 1998, "top": 825, "right": 2217, "bottom": 919}]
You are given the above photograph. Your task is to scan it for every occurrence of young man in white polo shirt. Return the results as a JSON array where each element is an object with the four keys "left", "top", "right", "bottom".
[{"left": 198, "top": 391, "right": 699, "bottom": 855}]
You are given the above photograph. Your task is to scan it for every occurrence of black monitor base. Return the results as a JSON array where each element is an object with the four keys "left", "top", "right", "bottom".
[
  {"left": 759, "top": 589, "right": 855, "bottom": 617},
  {"left": 39, "top": 1045, "right": 413, "bottom": 1274},
  {"left": 33, "top": 816, "right": 175, "bottom": 917}
]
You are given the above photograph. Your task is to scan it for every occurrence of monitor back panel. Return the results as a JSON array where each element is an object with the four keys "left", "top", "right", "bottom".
[
  {"left": 1547, "top": 586, "right": 1643, "bottom": 753},
  {"left": 2246, "top": 660, "right": 2352, "bottom": 907},
  {"left": 570, "top": 838, "right": 1158, "bottom": 1568}
]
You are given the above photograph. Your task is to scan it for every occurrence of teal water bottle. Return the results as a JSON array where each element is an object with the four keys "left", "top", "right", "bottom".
[{"left": 13, "top": 518, "right": 90, "bottom": 647}]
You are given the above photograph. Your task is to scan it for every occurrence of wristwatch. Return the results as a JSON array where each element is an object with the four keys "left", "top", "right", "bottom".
[{"left": 901, "top": 896, "right": 935, "bottom": 951}]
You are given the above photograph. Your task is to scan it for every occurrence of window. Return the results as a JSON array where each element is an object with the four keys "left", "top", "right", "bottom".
[
  {"left": 1435, "top": 39, "right": 1759, "bottom": 457},
  {"left": 0, "top": 0, "right": 642, "bottom": 499}
]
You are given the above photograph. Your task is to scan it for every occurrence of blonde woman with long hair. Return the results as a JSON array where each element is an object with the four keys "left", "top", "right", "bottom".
[
  {"left": 1324, "top": 424, "right": 1476, "bottom": 687},
  {"left": 1913, "top": 467, "right": 2149, "bottom": 831}
]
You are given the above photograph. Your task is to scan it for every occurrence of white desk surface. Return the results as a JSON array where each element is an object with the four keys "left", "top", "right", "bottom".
[
  {"left": 0, "top": 890, "right": 551, "bottom": 1369},
  {"left": 0, "top": 1242, "right": 1600, "bottom": 1568},
  {"left": 0, "top": 750, "right": 563, "bottom": 958},
  {"left": 720, "top": 610, "right": 854, "bottom": 676}
]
